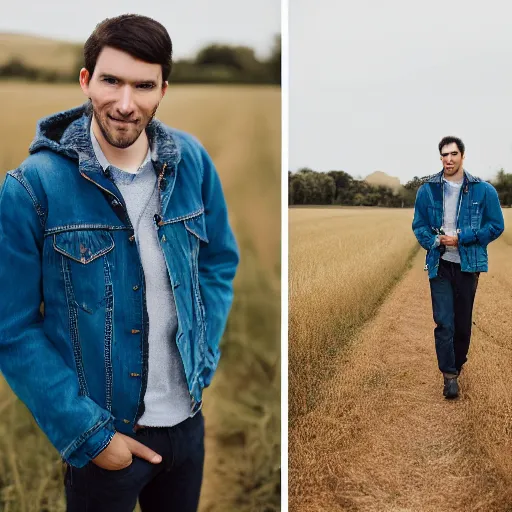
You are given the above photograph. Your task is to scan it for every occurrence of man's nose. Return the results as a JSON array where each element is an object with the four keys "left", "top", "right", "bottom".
[{"left": 117, "top": 86, "right": 135, "bottom": 117}]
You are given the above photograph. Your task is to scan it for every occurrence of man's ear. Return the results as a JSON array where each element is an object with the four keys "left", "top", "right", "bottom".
[
  {"left": 161, "top": 80, "right": 169, "bottom": 99},
  {"left": 79, "top": 68, "right": 91, "bottom": 96}
]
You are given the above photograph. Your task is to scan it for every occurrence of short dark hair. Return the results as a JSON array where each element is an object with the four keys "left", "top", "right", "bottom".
[
  {"left": 438, "top": 136, "right": 465, "bottom": 156},
  {"left": 84, "top": 14, "right": 173, "bottom": 82}
]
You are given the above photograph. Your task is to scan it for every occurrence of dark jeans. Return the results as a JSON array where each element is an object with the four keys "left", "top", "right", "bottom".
[
  {"left": 429, "top": 258, "right": 480, "bottom": 375},
  {"left": 65, "top": 411, "right": 205, "bottom": 512}
]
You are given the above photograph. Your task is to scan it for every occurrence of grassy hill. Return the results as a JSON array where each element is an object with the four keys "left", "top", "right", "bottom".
[
  {"left": 0, "top": 32, "right": 281, "bottom": 85},
  {"left": 364, "top": 170, "right": 402, "bottom": 192},
  {"left": 0, "top": 33, "right": 81, "bottom": 74}
]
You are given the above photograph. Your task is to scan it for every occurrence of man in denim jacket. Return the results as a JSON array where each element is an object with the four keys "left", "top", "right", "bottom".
[
  {"left": 0, "top": 14, "right": 239, "bottom": 512},
  {"left": 412, "top": 136, "right": 503, "bottom": 400}
]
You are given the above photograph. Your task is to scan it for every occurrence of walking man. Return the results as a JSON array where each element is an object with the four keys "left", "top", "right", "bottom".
[
  {"left": 0, "top": 14, "right": 239, "bottom": 511},
  {"left": 412, "top": 136, "right": 503, "bottom": 399}
]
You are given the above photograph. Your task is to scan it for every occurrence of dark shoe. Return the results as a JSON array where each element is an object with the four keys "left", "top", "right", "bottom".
[{"left": 443, "top": 376, "right": 459, "bottom": 399}]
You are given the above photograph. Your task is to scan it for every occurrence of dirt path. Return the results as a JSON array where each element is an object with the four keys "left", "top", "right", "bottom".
[{"left": 289, "top": 242, "right": 512, "bottom": 512}]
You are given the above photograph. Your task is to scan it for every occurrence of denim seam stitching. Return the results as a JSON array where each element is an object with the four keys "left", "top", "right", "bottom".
[
  {"left": 160, "top": 208, "right": 204, "bottom": 225},
  {"left": 45, "top": 225, "right": 129, "bottom": 236},
  {"left": 8, "top": 171, "right": 47, "bottom": 228},
  {"left": 103, "top": 257, "right": 114, "bottom": 412},
  {"left": 61, "top": 417, "right": 112, "bottom": 460},
  {"left": 186, "top": 227, "right": 208, "bottom": 404},
  {"left": 61, "top": 256, "right": 89, "bottom": 396},
  {"left": 197, "top": 145, "right": 205, "bottom": 180},
  {"left": 184, "top": 221, "right": 209, "bottom": 243},
  {"left": 88, "top": 429, "right": 115, "bottom": 460},
  {"left": 192, "top": 242, "right": 207, "bottom": 365}
]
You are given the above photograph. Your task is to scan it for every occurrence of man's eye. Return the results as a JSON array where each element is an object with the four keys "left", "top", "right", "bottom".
[
  {"left": 137, "top": 84, "right": 155, "bottom": 89},
  {"left": 103, "top": 78, "right": 117, "bottom": 85}
]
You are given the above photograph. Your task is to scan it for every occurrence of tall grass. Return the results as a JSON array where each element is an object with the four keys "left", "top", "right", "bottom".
[
  {"left": 0, "top": 83, "right": 280, "bottom": 511},
  {"left": 288, "top": 208, "right": 418, "bottom": 422}
]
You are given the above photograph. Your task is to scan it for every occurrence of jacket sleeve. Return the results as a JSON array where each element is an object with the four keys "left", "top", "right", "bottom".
[
  {"left": 458, "top": 183, "right": 504, "bottom": 247},
  {"left": 0, "top": 173, "right": 115, "bottom": 468},
  {"left": 197, "top": 148, "right": 240, "bottom": 387},
  {"left": 412, "top": 184, "right": 440, "bottom": 251}
]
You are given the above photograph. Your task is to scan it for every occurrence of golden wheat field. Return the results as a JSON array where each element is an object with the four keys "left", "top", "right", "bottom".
[
  {"left": 0, "top": 82, "right": 280, "bottom": 512},
  {"left": 289, "top": 207, "right": 419, "bottom": 422},
  {"left": 289, "top": 206, "right": 512, "bottom": 511}
]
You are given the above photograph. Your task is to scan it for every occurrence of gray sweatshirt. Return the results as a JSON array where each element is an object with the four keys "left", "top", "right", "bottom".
[{"left": 90, "top": 125, "right": 191, "bottom": 427}]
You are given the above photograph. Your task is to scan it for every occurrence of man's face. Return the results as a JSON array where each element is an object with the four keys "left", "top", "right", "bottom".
[
  {"left": 440, "top": 142, "right": 464, "bottom": 177},
  {"left": 79, "top": 46, "right": 168, "bottom": 149}
]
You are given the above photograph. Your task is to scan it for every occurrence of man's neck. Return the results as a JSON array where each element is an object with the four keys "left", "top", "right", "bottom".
[
  {"left": 443, "top": 168, "right": 464, "bottom": 183},
  {"left": 91, "top": 116, "right": 149, "bottom": 173}
]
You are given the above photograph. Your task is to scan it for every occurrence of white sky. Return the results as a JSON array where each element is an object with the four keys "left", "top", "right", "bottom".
[
  {"left": 1, "top": 0, "right": 280, "bottom": 60},
  {"left": 290, "top": 0, "right": 512, "bottom": 183}
]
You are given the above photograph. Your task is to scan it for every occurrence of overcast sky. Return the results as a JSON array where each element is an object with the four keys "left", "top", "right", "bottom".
[
  {"left": 2, "top": 0, "right": 280, "bottom": 59},
  {"left": 290, "top": 0, "right": 512, "bottom": 183}
]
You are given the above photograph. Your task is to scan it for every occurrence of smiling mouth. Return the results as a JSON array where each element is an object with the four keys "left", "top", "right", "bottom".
[{"left": 108, "top": 115, "right": 136, "bottom": 124}]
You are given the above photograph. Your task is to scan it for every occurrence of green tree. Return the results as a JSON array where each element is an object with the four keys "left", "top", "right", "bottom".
[
  {"left": 265, "top": 35, "right": 281, "bottom": 84},
  {"left": 327, "top": 170, "right": 353, "bottom": 203},
  {"left": 494, "top": 168, "right": 512, "bottom": 206},
  {"left": 289, "top": 172, "right": 308, "bottom": 205}
]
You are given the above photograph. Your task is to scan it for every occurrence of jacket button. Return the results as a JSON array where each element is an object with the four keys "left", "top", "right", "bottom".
[
  {"left": 132, "top": 285, "right": 139, "bottom": 291},
  {"left": 123, "top": 419, "right": 130, "bottom": 424},
  {"left": 131, "top": 329, "right": 140, "bottom": 334},
  {"left": 130, "top": 372, "right": 140, "bottom": 377},
  {"left": 111, "top": 199, "right": 119, "bottom": 207},
  {"left": 129, "top": 235, "right": 135, "bottom": 243}
]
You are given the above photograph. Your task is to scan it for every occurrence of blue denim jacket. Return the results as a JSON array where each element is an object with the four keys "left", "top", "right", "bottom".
[
  {"left": 412, "top": 169, "right": 504, "bottom": 279},
  {"left": 0, "top": 104, "right": 239, "bottom": 467}
]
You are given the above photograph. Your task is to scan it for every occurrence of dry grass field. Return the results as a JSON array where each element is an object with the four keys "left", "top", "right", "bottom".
[
  {"left": 289, "top": 207, "right": 419, "bottom": 422},
  {"left": 0, "top": 82, "right": 280, "bottom": 511},
  {"left": 289, "top": 207, "right": 512, "bottom": 511}
]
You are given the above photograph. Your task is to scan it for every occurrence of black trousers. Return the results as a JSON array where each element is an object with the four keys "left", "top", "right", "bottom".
[
  {"left": 65, "top": 411, "right": 204, "bottom": 512},
  {"left": 429, "top": 258, "right": 480, "bottom": 375}
]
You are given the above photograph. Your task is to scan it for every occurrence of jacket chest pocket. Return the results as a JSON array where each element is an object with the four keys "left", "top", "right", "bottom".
[{"left": 53, "top": 230, "right": 115, "bottom": 314}]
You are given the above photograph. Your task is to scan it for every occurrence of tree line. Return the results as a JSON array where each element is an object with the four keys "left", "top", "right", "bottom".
[
  {"left": 289, "top": 168, "right": 512, "bottom": 207},
  {"left": 0, "top": 36, "right": 281, "bottom": 85}
]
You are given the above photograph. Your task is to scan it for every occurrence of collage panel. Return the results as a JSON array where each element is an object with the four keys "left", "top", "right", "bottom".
[
  {"left": 0, "top": 2, "right": 281, "bottom": 511},
  {"left": 289, "top": 1, "right": 512, "bottom": 511}
]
